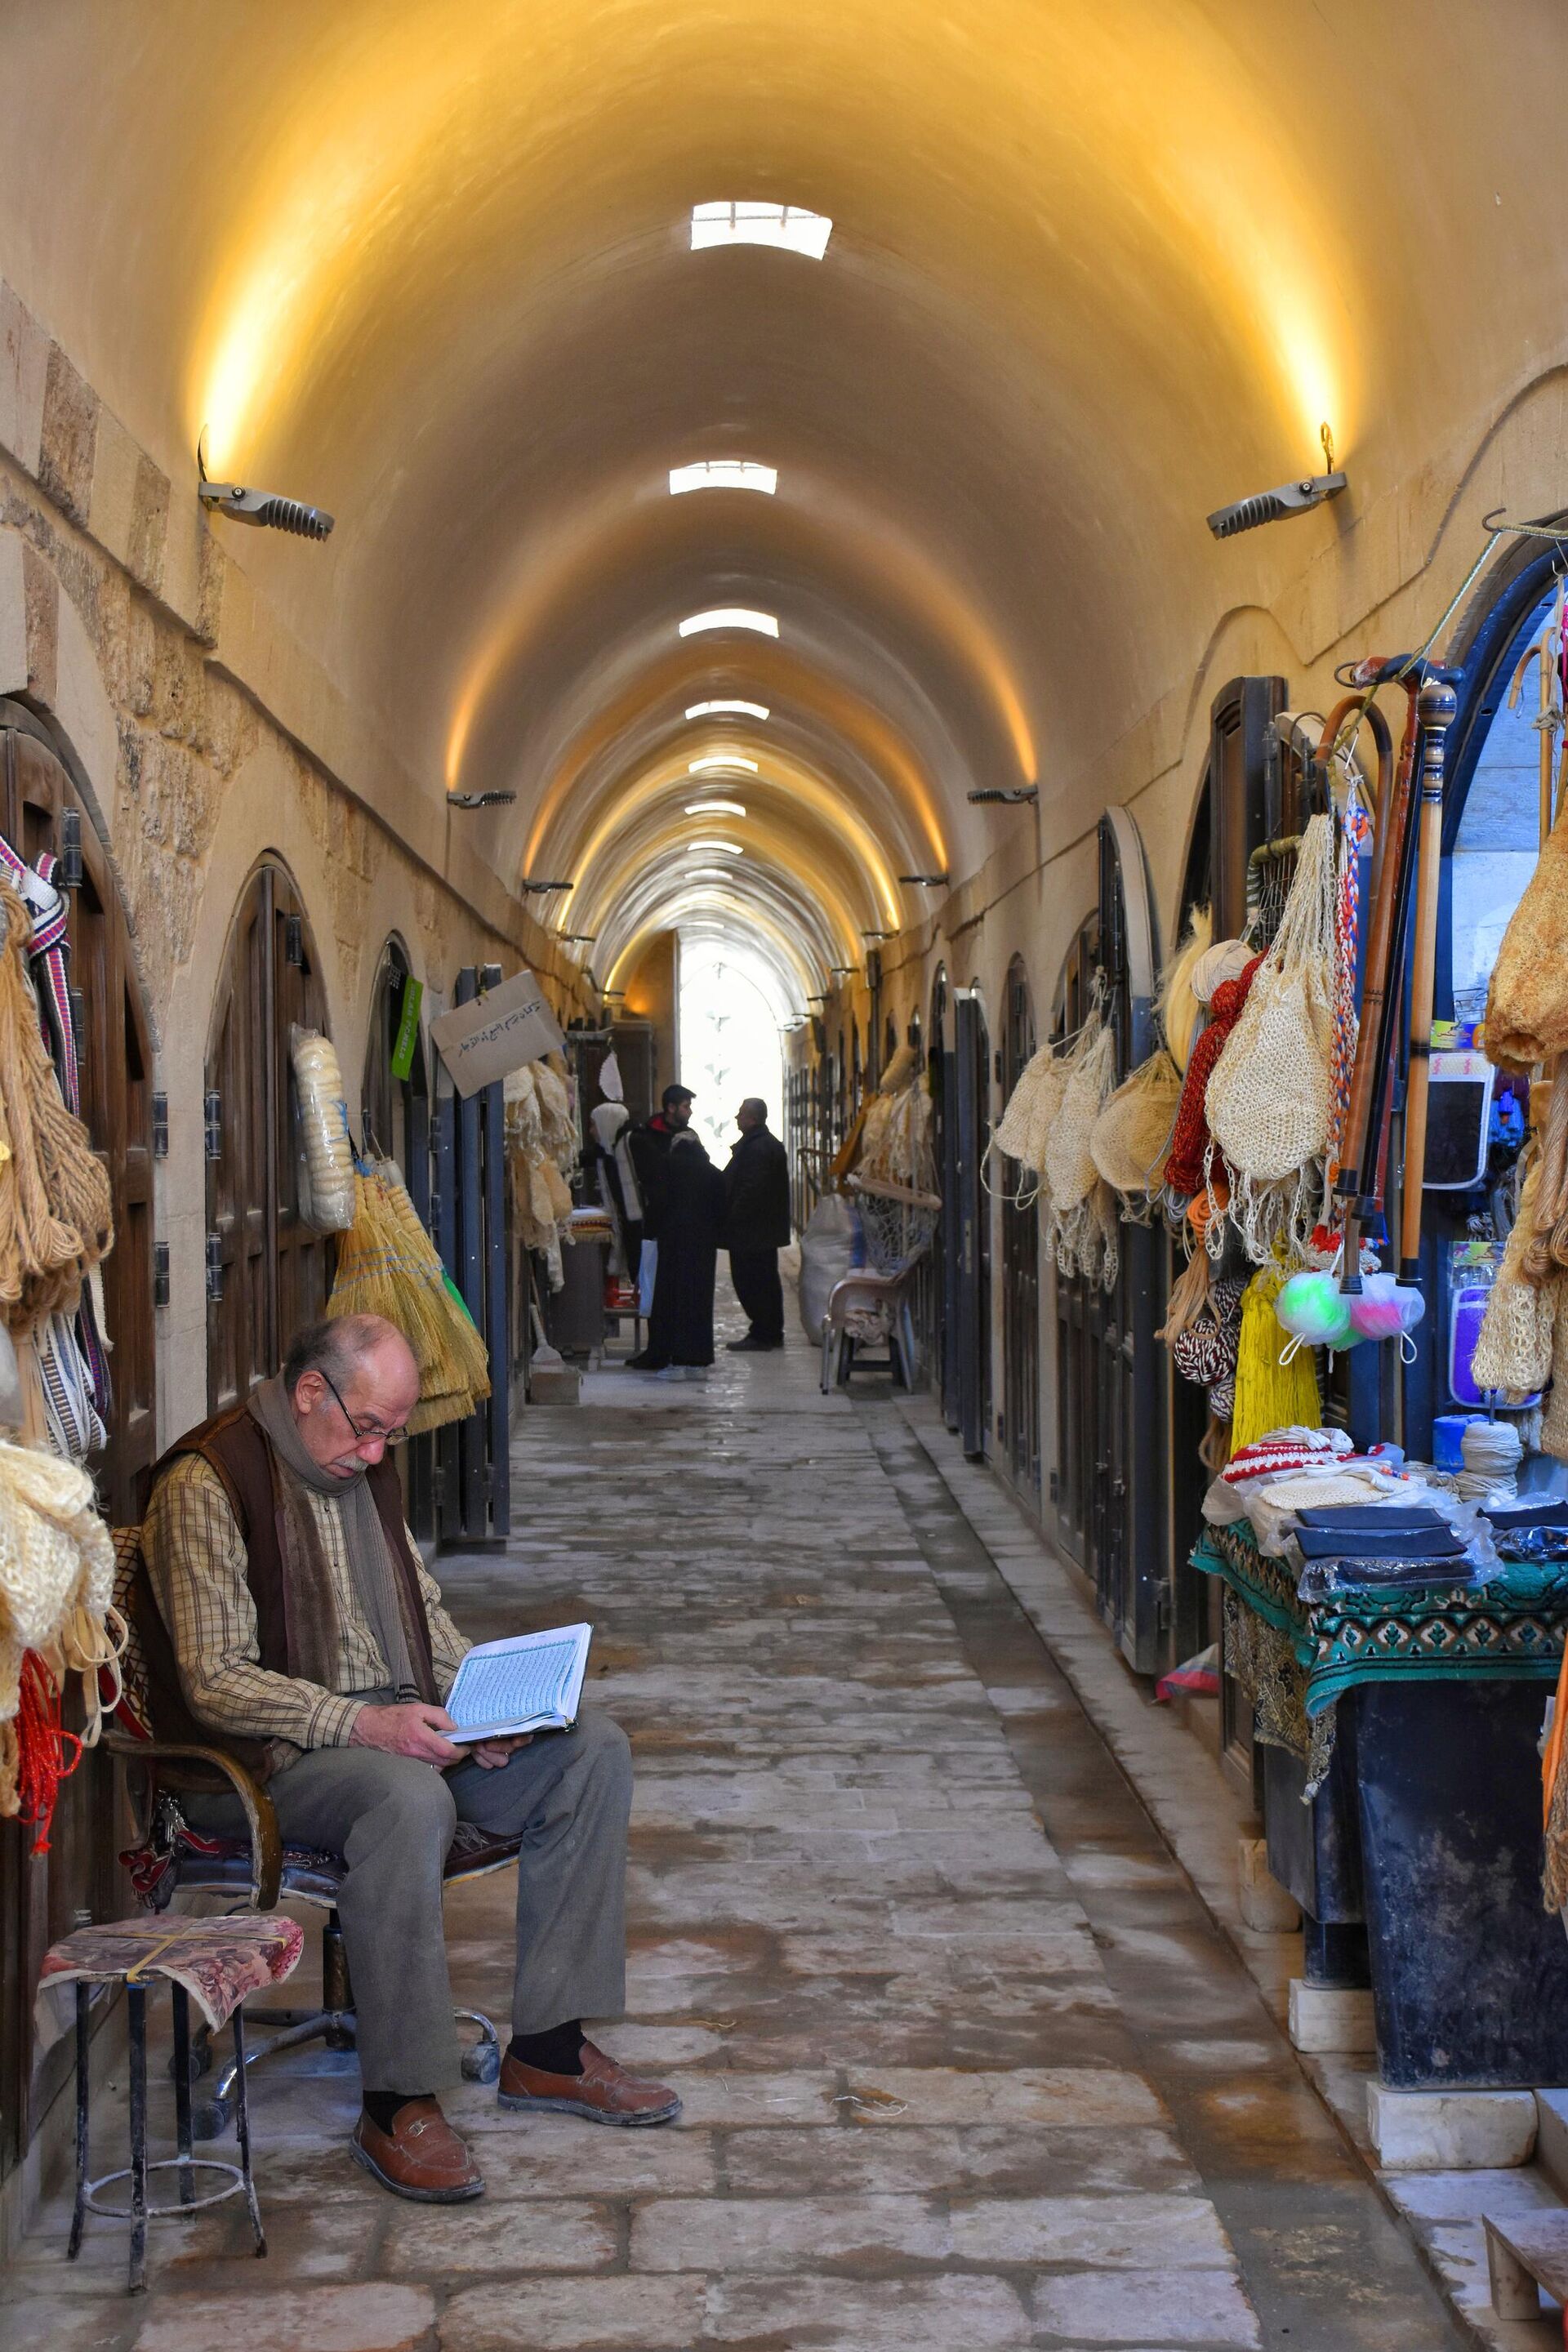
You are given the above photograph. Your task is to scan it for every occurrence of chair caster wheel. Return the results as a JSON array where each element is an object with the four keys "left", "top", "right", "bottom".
[{"left": 461, "top": 2039, "right": 501, "bottom": 2084}]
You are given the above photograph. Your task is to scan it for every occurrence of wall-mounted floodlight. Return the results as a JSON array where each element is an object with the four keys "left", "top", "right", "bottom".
[
  {"left": 862, "top": 929, "right": 898, "bottom": 941},
  {"left": 969, "top": 786, "right": 1037, "bottom": 804},
  {"left": 807, "top": 994, "right": 829, "bottom": 1004},
  {"left": 560, "top": 932, "right": 597, "bottom": 943},
  {"left": 198, "top": 468, "right": 333, "bottom": 539},
  {"left": 831, "top": 965, "right": 860, "bottom": 978},
  {"left": 899, "top": 872, "right": 949, "bottom": 888},
  {"left": 448, "top": 790, "right": 517, "bottom": 809},
  {"left": 1207, "top": 470, "right": 1346, "bottom": 541},
  {"left": 519, "top": 879, "right": 573, "bottom": 895}
]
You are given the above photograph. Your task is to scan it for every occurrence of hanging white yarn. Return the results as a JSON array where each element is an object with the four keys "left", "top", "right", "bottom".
[
  {"left": 0, "top": 1437, "right": 114, "bottom": 1718},
  {"left": 991, "top": 1037, "right": 1065, "bottom": 1178},
  {"left": 1455, "top": 1416, "right": 1523, "bottom": 1503},
  {"left": 1044, "top": 1013, "right": 1118, "bottom": 1277}
]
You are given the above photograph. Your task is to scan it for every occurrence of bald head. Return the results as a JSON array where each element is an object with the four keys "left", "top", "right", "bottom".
[{"left": 285, "top": 1313, "right": 421, "bottom": 1479}]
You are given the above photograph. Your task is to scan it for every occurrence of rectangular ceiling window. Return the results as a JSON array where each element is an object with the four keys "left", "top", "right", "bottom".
[
  {"left": 680, "top": 609, "right": 779, "bottom": 639},
  {"left": 688, "top": 840, "right": 744, "bottom": 855},
  {"left": 685, "top": 800, "right": 747, "bottom": 817},
  {"left": 670, "top": 461, "right": 777, "bottom": 497},
  {"left": 690, "top": 203, "right": 833, "bottom": 259},
  {"left": 686, "top": 700, "right": 770, "bottom": 722},
  {"left": 689, "top": 755, "right": 760, "bottom": 773}
]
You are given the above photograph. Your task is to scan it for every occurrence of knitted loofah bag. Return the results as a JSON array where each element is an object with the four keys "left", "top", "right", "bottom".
[
  {"left": 1472, "top": 1156, "right": 1558, "bottom": 1397},
  {"left": 1089, "top": 1049, "right": 1183, "bottom": 1215},
  {"left": 1206, "top": 814, "right": 1338, "bottom": 1256},
  {"left": 992, "top": 1037, "right": 1066, "bottom": 1182},
  {"left": 1043, "top": 1011, "right": 1118, "bottom": 1276},
  {"left": 1486, "top": 795, "right": 1568, "bottom": 1069}
]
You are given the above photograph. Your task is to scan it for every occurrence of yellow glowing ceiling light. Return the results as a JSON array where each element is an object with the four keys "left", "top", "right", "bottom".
[
  {"left": 669, "top": 461, "right": 777, "bottom": 496},
  {"left": 689, "top": 755, "right": 759, "bottom": 773},
  {"left": 687, "top": 839, "right": 743, "bottom": 853},
  {"left": 680, "top": 609, "right": 778, "bottom": 639},
  {"left": 690, "top": 202, "right": 832, "bottom": 259},
  {"left": 685, "top": 800, "right": 747, "bottom": 817},
  {"left": 686, "top": 701, "right": 769, "bottom": 722}
]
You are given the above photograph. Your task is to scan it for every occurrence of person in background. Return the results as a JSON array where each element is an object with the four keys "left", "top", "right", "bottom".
[
  {"left": 625, "top": 1085, "right": 693, "bottom": 1370},
  {"left": 590, "top": 1100, "right": 644, "bottom": 1278},
  {"left": 641, "top": 1128, "right": 726, "bottom": 1379},
  {"left": 724, "top": 1097, "right": 791, "bottom": 1352}
]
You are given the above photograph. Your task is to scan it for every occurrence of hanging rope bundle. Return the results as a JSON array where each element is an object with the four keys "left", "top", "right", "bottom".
[
  {"left": 0, "top": 880, "right": 113, "bottom": 1327},
  {"left": 11, "top": 1646, "right": 81, "bottom": 1853},
  {"left": 0, "top": 1435, "right": 115, "bottom": 1842},
  {"left": 1207, "top": 813, "right": 1339, "bottom": 1259},
  {"left": 1156, "top": 906, "right": 1213, "bottom": 1076},
  {"left": 1163, "top": 955, "right": 1263, "bottom": 1200}
]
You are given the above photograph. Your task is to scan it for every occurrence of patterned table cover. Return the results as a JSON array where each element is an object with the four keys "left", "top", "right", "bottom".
[
  {"left": 1194, "top": 1522, "right": 1568, "bottom": 1718},
  {"left": 34, "top": 1913, "right": 305, "bottom": 2053}
]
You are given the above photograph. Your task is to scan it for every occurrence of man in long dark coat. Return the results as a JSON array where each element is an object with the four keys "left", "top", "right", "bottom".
[
  {"left": 724, "top": 1097, "right": 791, "bottom": 1351},
  {"left": 641, "top": 1129, "right": 726, "bottom": 1377}
]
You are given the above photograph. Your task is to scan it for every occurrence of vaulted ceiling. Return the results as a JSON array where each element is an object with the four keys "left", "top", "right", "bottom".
[{"left": 6, "top": 1, "right": 1565, "bottom": 1004}]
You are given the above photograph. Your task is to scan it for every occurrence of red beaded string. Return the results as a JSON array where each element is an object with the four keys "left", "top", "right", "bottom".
[{"left": 16, "top": 1648, "right": 83, "bottom": 1855}]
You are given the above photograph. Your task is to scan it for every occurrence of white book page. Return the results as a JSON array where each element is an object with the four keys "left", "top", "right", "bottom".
[{"left": 444, "top": 1624, "right": 592, "bottom": 1741}]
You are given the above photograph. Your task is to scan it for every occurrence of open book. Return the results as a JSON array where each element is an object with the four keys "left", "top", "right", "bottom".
[{"left": 444, "top": 1624, "right": 593, "bottom": 1743}]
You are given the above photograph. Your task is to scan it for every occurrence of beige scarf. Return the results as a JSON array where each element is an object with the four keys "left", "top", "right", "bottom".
[{"left": 247, "top": 1374, "right": 421, "bottom": 1702}]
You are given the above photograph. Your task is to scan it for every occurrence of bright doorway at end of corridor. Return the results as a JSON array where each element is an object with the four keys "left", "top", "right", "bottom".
[{"left": 677, "top": 933, "right": 787, "bottom": 1161}]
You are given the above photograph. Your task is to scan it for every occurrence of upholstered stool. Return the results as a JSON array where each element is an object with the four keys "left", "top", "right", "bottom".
[{"left": 36, "top": 1913, "right": 305, "bottom": 2291}]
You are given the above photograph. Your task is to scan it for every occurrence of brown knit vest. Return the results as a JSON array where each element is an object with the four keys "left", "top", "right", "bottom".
[{"left": 133, "top": 1402, "right": 437, "bottom": 1778}]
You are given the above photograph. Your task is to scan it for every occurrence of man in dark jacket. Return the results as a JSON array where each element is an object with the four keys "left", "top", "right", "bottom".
[
  {"left": 626, "top": 1085, "right": 693, "bottom": 1370},
  {"left": 724, "top": 1097, "right": 791, "bottom": 1351}
]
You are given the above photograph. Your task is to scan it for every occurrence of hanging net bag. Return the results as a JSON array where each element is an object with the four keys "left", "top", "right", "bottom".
[
  {"left": 991, "top": 1036, "right": 1066, "bottom": 1196},
  {"left": 849, "top": 1174, "right": 942, "bottom": 1275},
  {"left": 1206, "top": 812, "right": 1339, "bottom": 1260},
  {"left": 1089, "top": 1048, "right": 1183, "bottom": 1222},
  {"left": 1043, "top": 1007, "right": 1118, "bottom": 1281}
]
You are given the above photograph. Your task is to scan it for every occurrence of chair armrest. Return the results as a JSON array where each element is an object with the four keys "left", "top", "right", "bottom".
[{"left": 104, "top": 1733, "right": 283, "bottom": 1913}]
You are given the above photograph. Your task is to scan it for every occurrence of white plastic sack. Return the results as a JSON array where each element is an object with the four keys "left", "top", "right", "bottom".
[{"left": 798, "top": 1192, "right": 859, "bottom": 1335}]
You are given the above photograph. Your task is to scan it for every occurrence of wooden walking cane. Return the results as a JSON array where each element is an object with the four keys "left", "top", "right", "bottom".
[
  {"left": 1396, "top": 679, "right": 1459, "bottom": 1286},
  {"left": 1333, "top": 664, "right": 1425, "bottom": 1291}
]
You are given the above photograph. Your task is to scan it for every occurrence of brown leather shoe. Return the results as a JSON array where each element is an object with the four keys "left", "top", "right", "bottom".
[
  {"left": 350, "top": 2097, "right": 485, "bottom": 2200},
  {"left": 499, "top": 2037, "right": 682, "bottom": 2127}
]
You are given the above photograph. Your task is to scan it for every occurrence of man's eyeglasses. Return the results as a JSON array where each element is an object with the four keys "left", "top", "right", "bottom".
[{"left": 318, "top": 1367, "right": 408, "bottom": 1450}]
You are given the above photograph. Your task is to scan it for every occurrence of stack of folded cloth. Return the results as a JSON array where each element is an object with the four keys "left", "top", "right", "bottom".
[
  {"left": 1206, "top": 1428, "right": 1412, "bottom": 1552},
  {"left": 1486, "top": 1498, "right": 1568, "bottom": 1563},
  {"left": 1291, "top": 1503, "right": 1473, "bottom": 1597}
]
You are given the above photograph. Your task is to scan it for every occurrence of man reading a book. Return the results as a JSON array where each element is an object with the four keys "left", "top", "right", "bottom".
[{"left": 142, "top": 1312, "right": 679, "bottom": 2203}]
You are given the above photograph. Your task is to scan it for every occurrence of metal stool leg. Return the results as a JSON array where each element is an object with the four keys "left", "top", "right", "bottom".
[
  {"left": 170, "top": 1984, "right": 195, "bottom": 2208},
  {"left": 68, "top": 1983, "right": 89, "bottom": 2260},
  {"left": 231, "top": 2009, "right": 266, "bottom": 2257},
  {"left": 127, "top": 1985, "right": 149, "bottom": 2293}
]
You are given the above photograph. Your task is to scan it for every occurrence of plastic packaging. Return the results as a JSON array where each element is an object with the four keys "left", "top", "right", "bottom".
[
  {"left": 798, "top": 1192, "right": 861, "bottom": 1334},
  {"left": 290, "top": 1027, "right": 357, "bottom": 1232}
]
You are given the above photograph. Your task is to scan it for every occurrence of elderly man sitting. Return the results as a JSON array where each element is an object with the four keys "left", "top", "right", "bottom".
[{"left": 143, "top": 1312, "right": 677, "bottom": 2202}]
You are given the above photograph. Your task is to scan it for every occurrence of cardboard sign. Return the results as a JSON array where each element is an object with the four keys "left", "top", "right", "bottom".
[{"left": 430, "top": 968, "right": 565, "bottom": 1097}]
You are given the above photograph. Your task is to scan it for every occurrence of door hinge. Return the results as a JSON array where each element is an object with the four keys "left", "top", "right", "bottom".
[
  {"left": 204, "top": 1232, "right": 225, "bottom": 1301},
  {"left": 58, "top": 807, "right": 83, "bottom": 890},
  {"left": 1048, "top": 1467, "right": 1060, "bottom": 1503},
  {"left": 153, "top": 1241, "right": 171, "bottom": 1307},
  {"left": 204, "top": 1088, "right": 223, "bottom": 1159},
  {"left": 152, "top": 1091, "right": 169, "bottom": 1156},
  {"left": 285, "top": 913, "right": 304, "bottom": 968}
]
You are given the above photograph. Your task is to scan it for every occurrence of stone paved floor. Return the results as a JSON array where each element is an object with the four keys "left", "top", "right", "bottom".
[{"left": 9, "top": 1281, "right": 1468, "bottom": 2349}]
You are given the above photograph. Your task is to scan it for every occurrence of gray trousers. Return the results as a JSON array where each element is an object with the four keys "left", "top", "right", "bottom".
[{"left": 189, "top": 1708, "right": 631, "bottom": 2093}]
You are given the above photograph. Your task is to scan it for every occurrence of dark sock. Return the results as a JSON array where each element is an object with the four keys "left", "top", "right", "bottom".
[
  {"left": 508, "top": 2020, "right": 585, "bottom": 2076},
  {"left": 363, "top": 2090, "right": 430, "bottom": 2134}
]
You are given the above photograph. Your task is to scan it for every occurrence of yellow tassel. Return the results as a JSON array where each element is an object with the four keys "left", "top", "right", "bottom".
[{"left": 1231, "top": 1266, "right": 1321, "bottom": 1452}]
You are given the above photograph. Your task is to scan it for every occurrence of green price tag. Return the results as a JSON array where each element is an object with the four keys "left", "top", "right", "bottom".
[{"left": 390, "top": 976, "right": 424, "bottom": 1081}]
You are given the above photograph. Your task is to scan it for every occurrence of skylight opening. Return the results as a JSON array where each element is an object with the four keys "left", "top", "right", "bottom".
[
  {"left": 685, "top": 700, "right": 769, "bottom": 722},
  {"left": 688, "top": 840, "right": 743, "bottom": 855},
  {"left": 690, "top": 202, "right": 833, "bottom": 260},
  {"left": 670, "top": 461, "right": 777, "bottom": 497},
  {"left": 689, "top": 755, "right": 759, "bottom": 774},
  {"left": 684, "top": 867, "right": 742, "bottom": 884},
  {"left": 679, "top": 608, "right": 779, "bottom": 639},
  {"left": 684, "top": 800, "right": 747, "bottom": 817}
]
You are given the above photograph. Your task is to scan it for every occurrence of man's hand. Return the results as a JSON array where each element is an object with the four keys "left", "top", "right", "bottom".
[
  {"left": 350, "top": 1700, "right": 461, "bottom": 1765},
  {"left": 468, "top": 1733, "right": 534, "bottom": 1770}
]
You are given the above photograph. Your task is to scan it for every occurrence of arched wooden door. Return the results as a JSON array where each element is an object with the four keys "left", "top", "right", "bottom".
[
  {"left": 0, "top": 708, "right": 155, "bottom": 1519},
  {"left": 1054, "top": 807, "right": 1162, "bottom": 1668},
  {"left": 205, "top": 862, "right": 331, "bottom": 1414},
  {"left": 1000, "top": 956, "right": 1040, "bottom": 1503}
]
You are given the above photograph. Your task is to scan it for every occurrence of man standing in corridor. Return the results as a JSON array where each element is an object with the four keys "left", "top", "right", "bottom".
[{"left": 724, "top": 1096, "right": 791, "bottom": 1352}]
